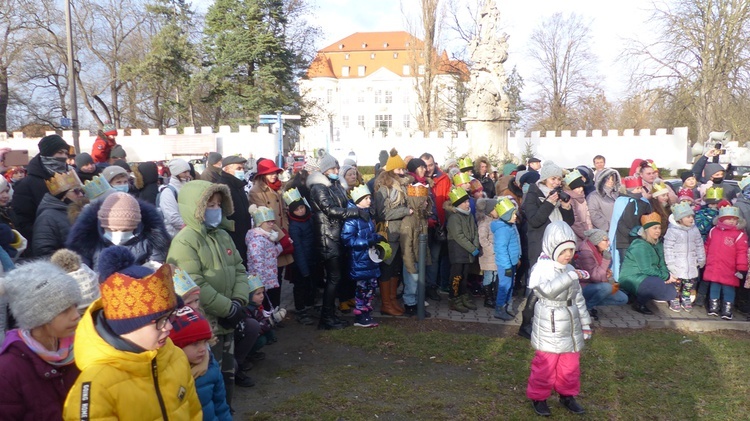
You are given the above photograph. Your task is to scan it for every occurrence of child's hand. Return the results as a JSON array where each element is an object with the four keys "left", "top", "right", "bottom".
[
  {"left": 569, "top": 270, "right": 589, "bottom": 280},
  {"left": 583, "top": 328, "right": 592, "bottom": 340}
]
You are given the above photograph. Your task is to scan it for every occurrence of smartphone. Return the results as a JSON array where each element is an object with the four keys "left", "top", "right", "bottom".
[{"left": 3, "top": 150, "right": 29, "bottom": 166}]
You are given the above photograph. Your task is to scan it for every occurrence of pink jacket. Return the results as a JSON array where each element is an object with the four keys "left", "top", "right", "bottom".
[
  {"left": 568, "top": 189, "right": 592, "bottom": 243},
  {"left": 477, "top": 214, "right": 497, "bottom": 271},
  {"left": 574, "top": 239, "right": 611, "bottom": 288},
  {"left": 246, "top": 228, "right": 282, "bottom": 289},
  {"left": 704, "top": 221, "right": 749, "bottom": 287}
]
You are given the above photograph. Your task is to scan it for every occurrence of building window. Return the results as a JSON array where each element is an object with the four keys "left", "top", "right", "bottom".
[
  {"left": 385, "top": 90, "right": 392, "bottom": 104},
  {"left": 342, "top": 66, "right": 350, "bottom": 77},
  {"left": 358, "top": 65, "right": 366, "bottom": 76},
  {"left": 357, "top": 90, "right": 365, "bottom": 103},
  {"left": 403, "top": 115, "right": 410, "bottom": 129},
  {"left": 374, "top": 89, "right": 382, "bottom": 104},
  {"left": 345, "top": 53, "right": 350, "bottom": 60},
  {"left": 358, "top": 115, "right": 365, "bottom": 127},
  {"left": 393, "top": 52, "right": 399, "bottom": 59},
  {"left": 370, "top": 53, "right": 376, "bottom": 59},
  {"left": 326, "top": 89, "right": 333, "bottom": 104},
  {"left": 402, "top": 65, "right": 410, "bottom": 76},
  {"left": 375, "top": 114, "right": 392, "bottom": 128},
  {"left": 418, "top": 65, "right": 425, "bottom": 75},
  {"left": 342, "top": 116, "right": 349, "bottom": 128}
]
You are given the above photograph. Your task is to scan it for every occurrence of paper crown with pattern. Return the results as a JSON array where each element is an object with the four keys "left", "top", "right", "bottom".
[
  {"left": 640, "top": 212, "right": 662, "bottom": 230},
  {"left": 248, "top": 274, "right": 264, "bottom": 293},
  {"left": 406, "top": 183, "right": 429, "bottom": 197},
  {"left": 719, "top": 205, "right": 740, "bottom": 219},
  {"left": 249, "top": 204, "right": 275, "bottom": 224},
  {"left": 495, "top": 197, "right": 516, "bottom": 219},
  {"left": 622, "top": 176, "right": 643, "bottom": 189},
  {"left": 100, "top": 263, "right": 177, "bottom": 333},
  {"left": 448, "top": 186, "right": 469, "bottom": 205},
  {"left": 740, "top": 176, "right": 750, "bottom": 191},
  {"left": 282, "top": 188, "right": 302, "bottom": 205},
  {"left": 458, "top": 157, "right": 473, "bottom": 171},
  {"left": 651, "top": 182, "right": 670, "bottom": 197},
  {"left": 172, "top": 266, "right": 199, "bottom": 298},
  {"left": 45, "top": 169, "right": 82, "bottom": 196},
  {"left": 82, "top": 174, "right": 112, "bottom": 199},
  {"left": 452, "top": 172, "right": 471, "bottom": 186},
  {"left": 704, "top": 186, "right": 724, "bottom": 201},
  {"left": 563, "top": 169, "right": 583, "bottom": 185},
  {"left": 350, "top": 184, "right": 371, "bottom": 203}
]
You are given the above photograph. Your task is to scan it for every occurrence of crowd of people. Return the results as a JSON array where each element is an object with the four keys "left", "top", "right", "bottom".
[{"left": 0, "top": 128, "right": 746, "bottom": 418}]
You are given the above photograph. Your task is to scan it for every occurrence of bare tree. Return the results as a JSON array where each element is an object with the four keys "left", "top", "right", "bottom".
[
  {"left": 624, "top": 0, "right": 750, "bottom": 142},
  {"left": 526, "top": 12, "right": 602, "bottom": 133}
]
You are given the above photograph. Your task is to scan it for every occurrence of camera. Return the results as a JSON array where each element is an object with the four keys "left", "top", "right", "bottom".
[{"left": 550, "top": 186, "right": 570, "bottom": 203}]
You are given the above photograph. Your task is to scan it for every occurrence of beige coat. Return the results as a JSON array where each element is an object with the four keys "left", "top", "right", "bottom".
[{"left": 248, "top": 180, "right": 293, "bottom": 267}]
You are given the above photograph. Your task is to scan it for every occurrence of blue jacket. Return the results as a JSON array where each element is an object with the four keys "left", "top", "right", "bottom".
[
  {"left": 288, "top": 208, "right": 316, "bottom": 277},
  {"left": 195, "top": 354, "right": 232, "bottom": 421},
  {"left": 491, "top": 219, "right": 521, "bottom": 270},
  {"left": 341, "top": 202, "right": 380, "bottom": 281}
]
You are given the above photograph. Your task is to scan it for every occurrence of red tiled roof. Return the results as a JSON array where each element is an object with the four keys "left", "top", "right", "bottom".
[{"left": 320, "top": 31, "right": 421, "bottom": 53}]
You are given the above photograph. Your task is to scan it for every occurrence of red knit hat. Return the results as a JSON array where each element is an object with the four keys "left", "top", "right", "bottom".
[
  {"left": 623, "top": 176, "right": 643, "bottom": 189},
  {"left": 169, "top": 306, "right": 212, "bottom": 349}
]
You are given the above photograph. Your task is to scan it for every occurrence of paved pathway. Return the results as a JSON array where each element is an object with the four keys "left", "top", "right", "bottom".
[{"left": 280, "top": 287, "right": 750, "bottom": 332}]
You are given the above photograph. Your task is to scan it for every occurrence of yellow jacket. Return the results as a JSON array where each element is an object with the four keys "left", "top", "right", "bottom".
[{"left": 63, "top": 300, "right": 202, "bottom": 420}]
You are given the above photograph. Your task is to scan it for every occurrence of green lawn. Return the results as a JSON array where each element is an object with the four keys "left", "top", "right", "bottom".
[{"left": 241, "top": 322, "right": 750, "bottom": 420}]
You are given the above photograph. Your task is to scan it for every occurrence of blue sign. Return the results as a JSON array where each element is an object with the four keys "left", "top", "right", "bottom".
[
  {"left": 259, "top": 118, "right": 277, "bottom": 124},
  {"left": 61, "top": 117, "right": 72, "bottom": 127}
]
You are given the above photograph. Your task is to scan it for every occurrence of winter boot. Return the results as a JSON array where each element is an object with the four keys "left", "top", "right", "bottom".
[
  {"left": 295, "top": 309, "right": 316, "bottom": 326},
  {"left": 379, "top": 279, "right": 404, "bottom": 316},
  {"left": 559, "top": 395, "right": 585, "bottom": 414},
  {"left": 721, "top": 301, "right": 734, "bottom": 320},
  {"left": 450, "top": 297, "right": 469, "bottom": 313},
  {"left": 389, "top": 277, "right": 405, "bottom": 314},
  {"left": 518, "top": 294, "right": 537, "bottom": 340},
  {"left": 461, "top": 294, "right": 478, "bottom": 310},
  {"left": 494, "top": 305, "right": 514, "bottom": 321},
  {"left": 404, "top": 304, "right": 431, "bottom": 318},
  {"left": 483, "top": 283, "right": 496, "bottom": 308},
  {"left": 531, "top": 400, "right": 551, "bottom": 417},
  {"left": 707, "top": 299, "right": 721, "bottom": 317},
  {"left": 505, "top": 302, "right": 517, "bottom": 317},
  {"left": 317, "top": 308, "right": 347, "bottom": 330}
]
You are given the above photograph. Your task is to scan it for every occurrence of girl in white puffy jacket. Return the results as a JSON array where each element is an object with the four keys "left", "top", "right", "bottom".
[
  {"left": 526, "top": 221, "right": 592, "bottom": 417},
  {"left": 663, "top": 202, "right": 705, "bottom": 312}
]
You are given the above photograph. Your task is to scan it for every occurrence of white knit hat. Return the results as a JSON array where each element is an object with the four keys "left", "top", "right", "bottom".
[
  {"left": 50, "top": 249, "right": 100, "bottom": 311},
  {"left": 168, "top": 158, "right": 190, "bottom": 176}
]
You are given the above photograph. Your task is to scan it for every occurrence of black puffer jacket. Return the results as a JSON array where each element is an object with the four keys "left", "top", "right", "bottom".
[
  {"left": 135, "top": 162, "right": 160, "bottom": 205},
  {"left": 306, "top": 171, "right": 358, "bottom": 260},
  {"left": 521, "top": 182, "right": 575, "bottom": 268},
  {"left": 216, "top": 171, "right": 251, "bottom": 266},
  {"left": 65, "top": 198, "right": 171, "bottom": 269},
  {"left": 31, "top": 193, "right": 71, "bottom": 258},
  {"left": 11, "top": 155, "right": 55, "bottom": 247}
]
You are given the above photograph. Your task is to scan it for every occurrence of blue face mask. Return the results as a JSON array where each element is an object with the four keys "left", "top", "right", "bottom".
[
  {"left": 234, "top": 170, "right": 245, "bottom": 181},
  {"left": 522, "top": 184, "right": 530, "bottom": 194},
  {"left": 204, "top": 208, "right": 222, "bottom": 228},
  {"left": 327, "top": 173, "right": 339, "bottom": 181},
  {"left": 113, "top": 184, "right": 129, "bottom": 193}
]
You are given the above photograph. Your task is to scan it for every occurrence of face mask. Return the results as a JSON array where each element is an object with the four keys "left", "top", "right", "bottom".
[
  {"left": 522, "top": 184, "right": 530, "bottom": 194},
  {"left": 204, "top": 208, "right": 222, "bottom": 228},
  {"left": 268, "top": 230, "right": 279, "bottom": 242},
  {"left": 113, "top": 184, "right": 129, "bottom": 193},
  {"left": 711, "top": 177, "right": 724, "bottom": 184},
  {"left": 103, "top": 230, "right": 135, "bottom": 245},
  {"left": 327, "top": 173, "right": 339, "bottom": 181},
  {"left": 41, "top": 156, "right": 69, "bottom": 174},
  {"left": 234, "top": 170, "right": 245, "bottom": 181}
]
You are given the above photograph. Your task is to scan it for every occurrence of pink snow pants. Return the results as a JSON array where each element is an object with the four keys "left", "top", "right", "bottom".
[{"left": 526, "top": 350, "right": 580, "bottom": 400}]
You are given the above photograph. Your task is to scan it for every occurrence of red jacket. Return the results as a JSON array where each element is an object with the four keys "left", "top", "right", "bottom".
[
  {"left": 431, "top": 168, "right": 451, "bottom": 226},
  {"left": 0, "top": 330, "right": 80, "bottom": 420},
  {"left": 91, "top": 136, "right": 116, "bottom": 163},
  {"left": 704, "top": 221, "right": 749, "bottom": 287}
]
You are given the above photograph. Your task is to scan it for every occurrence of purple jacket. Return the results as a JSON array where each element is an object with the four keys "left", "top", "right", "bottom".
[{"left": 0, "top": 329, "right": 80, "bottom": 420}]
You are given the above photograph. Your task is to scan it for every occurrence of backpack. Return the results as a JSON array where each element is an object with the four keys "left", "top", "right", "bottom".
[{"left": 155, "top": 184, "right": 178, "bottom": 218}]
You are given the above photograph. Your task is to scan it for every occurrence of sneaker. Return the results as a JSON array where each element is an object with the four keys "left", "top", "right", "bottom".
[
  {"left": 426, "top": 286, "right": 442, "bottom": 301},
  {"left": 681, "top": 299, "right": 693, "bottom": 312},
  {"left": 559, "top": 396, "right": 585, "bottom": 414},
  {"left": 588, "top": 308, "right": 599, "bottom": 321},
  {"left": 669, "top": 299, "right": 681, "bottom": 312},
  {"left": 531, "top": 400, "right": 551, "bottom": 417},
  {"left": 404, "top": 304, "right": 432, "bottom": 318},
  {"left": 249, "top": 352, "right": 265, "bottom": 361},
  {"left": 296, "top": 310, "right": 316, "bottom": 326},
  {"left": 354, "top": 313, "right": 379, "bottom": 328}
]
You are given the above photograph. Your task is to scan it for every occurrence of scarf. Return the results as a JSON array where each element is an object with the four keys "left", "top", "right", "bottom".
[
  {"left": 408, "top": 171, "right": 427, "bottom": 184},
  {"left": 536, "top": 183, "right": 563, "bottom": 223},
  {"left": 267, "top": 179, "right": 282, "bottom": 191},
  {"left": 19, "top": 329, "right": 75, "bottom": 367}
]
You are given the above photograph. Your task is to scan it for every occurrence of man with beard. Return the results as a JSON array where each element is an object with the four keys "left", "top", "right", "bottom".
[{"left": 420, "top": 152, "right": 451, "bottom": 300}]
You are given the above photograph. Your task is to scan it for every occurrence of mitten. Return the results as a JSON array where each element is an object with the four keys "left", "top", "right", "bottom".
[
  {"left": 583, "top": 326, "right": 592, "bottom": 340},
  {"left": 217, "top": 299, "right": 244, "bottom": 329},
  {"left": 602, "top": 250, "right": 612, "bottom": 260}
]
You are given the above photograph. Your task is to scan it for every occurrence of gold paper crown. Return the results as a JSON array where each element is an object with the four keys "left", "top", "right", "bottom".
[
  {"left": 45, "top": 170, "right": 82, "bottom": 196},
  {"left": 100, "top": 264, "right": 177, "bottom": 322},
  {"left": 407, "top": 184, "right": 429, "bottom": 197},
  {"left": 82, "top": 175, "right": 112, "bottom": 199},
  {"left": 453, "top": 172, "right": 471, "bottom": 186},
  {"left": 651, "top": 182, "right": 669, "bottom": 197},
  {"left": 640, "top": 212, "right": 662, "bottom": 229},
  {"left": 448, "top": 187, "right": 469, "bottom": 205},
  {"left": 705, "top": 187, "right": 724, "bottom": 201},
  {"left": 282, "top": 188, "right": 303, "bottom": 205},
  {"left": 495, "top": 197, "right": 516, "bottom": 217},
  {"left": 458, "top": 157, "right": 473, "bottom": 170}
]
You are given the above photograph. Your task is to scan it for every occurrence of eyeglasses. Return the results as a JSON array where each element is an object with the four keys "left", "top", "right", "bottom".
[{"left": 153, "top": 311, "right": 177, "bottom": 330}]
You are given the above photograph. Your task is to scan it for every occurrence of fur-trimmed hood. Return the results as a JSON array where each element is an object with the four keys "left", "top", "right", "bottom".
[
  {"left": 177, "top": 180, "right": 234, "bottom": 232},
  {"left": 473, "top": 156, "right": 491, "bottom": 176},
  {"left": 65, "top": 196, "right": 171, "bottom": 268},
  {"left": 306, "top": 171, "right": 332, "bottom": 189},
  {"left": 594, "top": 168, "right": 621, "bottom": 196}
]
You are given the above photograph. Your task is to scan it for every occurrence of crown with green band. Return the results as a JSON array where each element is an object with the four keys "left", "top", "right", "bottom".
[
  {"left": 741, "top": 176, "right": 750, "bottom": 191},
  {"left": 374, "top": 241, "right": 392, "bottom": 262},
  {"left": 282, "top": 188, "right": 303, "bottom": 205},
  {"left": 448, "top": 186, "right": 469, "bottom": 205},
  {"left": 495, "top": 197, "right": 515, "bottom": 217},
  {"left": 452, "top": 172, "right": 471, "bottom": 186},
  {"left": 82, "top": 174, "right": 112, "bottom": 199},
  {"left": 458, "top": 157, "right": 473, "bottom": 170},
  {"left": 350, "top": 184, "right": 371, "bottom": 203}
]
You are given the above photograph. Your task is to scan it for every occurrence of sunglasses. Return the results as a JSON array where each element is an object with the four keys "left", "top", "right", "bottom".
[{"left": 153, "top": 310, "right": 177, "bottom": 330}]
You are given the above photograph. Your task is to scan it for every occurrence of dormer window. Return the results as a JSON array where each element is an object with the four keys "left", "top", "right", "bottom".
[
  {"left": 383, "top": 42, "right": 389, "bottom": 48},
  {"left": 338, "top": 44, "right": 344, "bottom": 49},
  {"left": 361, "top": 43, "right": 367, "bottom": 48}
]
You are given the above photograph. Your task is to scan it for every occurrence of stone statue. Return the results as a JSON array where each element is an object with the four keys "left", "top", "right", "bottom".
[{"left": 465, "top": 0, "right": 510, "bottom": 121}]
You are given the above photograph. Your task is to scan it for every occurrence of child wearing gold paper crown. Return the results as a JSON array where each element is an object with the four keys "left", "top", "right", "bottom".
[
  {"left": 491, "top": 197, "right": 521, "bottom": 320},
  {"left": 63, "top": 246, "right": 202, "bottom": 420},
  {"left": 444, "top": 186, "right": 480, "bottom": 313}
]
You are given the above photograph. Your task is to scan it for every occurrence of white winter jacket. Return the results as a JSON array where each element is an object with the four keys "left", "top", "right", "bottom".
[
  {"left": 160, "top": 177, "right": 186, "bottom": 237},
  {"left": 529, "top": 222, "right": 591, "bottom": 354},
  {"left": 663, "top": 214, "right": 706, "bottom": 279}
]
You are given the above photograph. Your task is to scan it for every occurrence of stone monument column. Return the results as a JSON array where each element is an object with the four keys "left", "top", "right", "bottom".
[{"left": 463, "top": 0, "right": 512, "bottom": 160}]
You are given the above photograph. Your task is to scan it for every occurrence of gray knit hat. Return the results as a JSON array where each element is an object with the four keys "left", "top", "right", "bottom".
[
  {"left": 51, "top": 249, "right": 100, "bottom": 311},
  {"left": 0, "top": 261, "right": 82, "bottom": 329},
  {"left": 539, "top": 161, "right": 563, "bottom": 182},
  {"left": 475, "top": 198, "right": 498, "bottom": 216},
  {"left": 584, "top": 229, "right": 608, "bottom": 246},
  {"left": 319, "top": 154, "right": 339, "bottom": 173}
]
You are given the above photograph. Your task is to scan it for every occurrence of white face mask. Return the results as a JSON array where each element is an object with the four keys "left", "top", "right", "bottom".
[{"left": 104, "top": 230, "right": 135, "bottom": 245}]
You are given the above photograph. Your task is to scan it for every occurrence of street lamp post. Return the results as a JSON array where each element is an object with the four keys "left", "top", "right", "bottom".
[{"left": 65, "top": 0, "right": 80, "bottom": 153}]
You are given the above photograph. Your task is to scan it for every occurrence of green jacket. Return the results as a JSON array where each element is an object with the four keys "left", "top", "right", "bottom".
[
  {"left": 445, "top": 201, "right": 479, "bottom": 264},
  {"left": 166, "top": 180, "right": 249, "bottom": 335},
  {"left": 618, "top": 237, "right": 669, "bottom": 295}
]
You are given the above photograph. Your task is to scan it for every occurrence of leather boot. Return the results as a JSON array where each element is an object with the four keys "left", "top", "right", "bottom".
[
  {"left": 707, "top": 298, "right": 721, "bottom": 317},
  {"left": 531, "top": 400, "right": 551, "bottom": 416},
  {"left": 721, "top": 301, "right": 734, "bottom": 320},
  {"left": 461, "top": 294, "right": 477, "bottom": 310},
  {"left": 483, "top": 283, "right": 496, "bottom": 308},
  {"left": 518, "top": 294, "right": 537, "bottom": 340},
  {"left": 379, "top": 279, "right": 404, "bottom": 316},
  {"left": 390, "top": 277, "right": 405, "bottom": 313},
  {"left": 559, "top": 395, "right": 585, "bottom": 414},
  {"left": 317, "top": 308, "right": 347, "bottom": 330}
]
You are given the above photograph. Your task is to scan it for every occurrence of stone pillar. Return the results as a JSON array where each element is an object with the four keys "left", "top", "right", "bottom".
[{"left": 465, "top": 118, "right": 512, "bottom": 159}]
